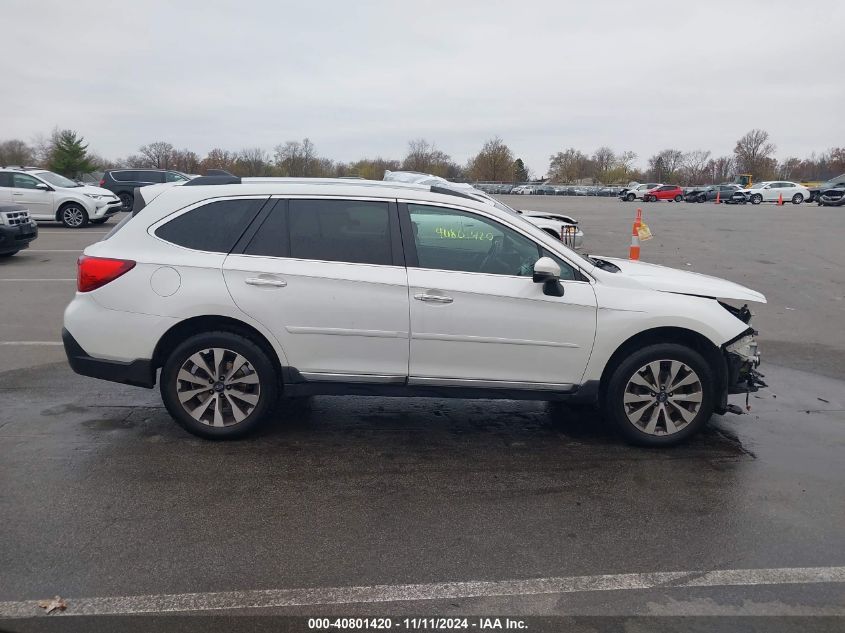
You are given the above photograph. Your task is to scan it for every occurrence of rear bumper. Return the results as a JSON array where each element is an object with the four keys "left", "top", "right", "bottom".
[
  {"left": 0, "top": 222, "right": 38, "bottom": 253},
  {"left": 63, "top": 327, "right": 155, "bottom": 388}
]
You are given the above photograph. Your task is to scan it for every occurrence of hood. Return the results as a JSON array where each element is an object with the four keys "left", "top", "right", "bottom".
[
  {"left": 73, "top": 184, "right": 118, "bottom": 197},
  {"left": 598, "top": 257, "right": 766, "bottom": 303},
  {"left": 520, "top": 209, "right": 577, "bottom": 225}
]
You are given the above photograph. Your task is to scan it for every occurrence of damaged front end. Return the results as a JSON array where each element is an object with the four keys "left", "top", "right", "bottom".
[{"left": 717, "top": 303, "right": 767, "bottom": 414}]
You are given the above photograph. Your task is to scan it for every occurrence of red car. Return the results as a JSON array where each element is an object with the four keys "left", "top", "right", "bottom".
[{"left": 643, "top": 185, "right": 684, "bottom": 202}]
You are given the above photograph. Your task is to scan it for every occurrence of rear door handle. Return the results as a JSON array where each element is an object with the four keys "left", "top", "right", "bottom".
[
  {"left": 414, "top": 293, "right": 453, "bottom": 304},
  {"left": 245, "top": 277, "right": 287, "bottom": 288}
]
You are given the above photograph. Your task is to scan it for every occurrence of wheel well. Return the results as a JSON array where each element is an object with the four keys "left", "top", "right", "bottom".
[
  {"left": 55, "top": 200, "right": 86, "bottom": 222},
  {"left": 598, "top": 327, "right": 724, "bottom": 398},
  {"left": 542, "top": 228, "right": 559, "bottom": 238},
  {"left": 152, "top": 316, "right": 282, "bottom": 377}
]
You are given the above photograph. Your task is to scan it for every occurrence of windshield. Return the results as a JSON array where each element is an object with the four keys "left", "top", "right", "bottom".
[{"left": 35, "top": 171, "right": 81, "bottom": 188}]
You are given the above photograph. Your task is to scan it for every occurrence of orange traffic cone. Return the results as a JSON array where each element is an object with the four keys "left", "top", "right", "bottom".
[
  {"left": 629, "top": 208, "right": 642, "bottom": 260},
  {"left": 777, "top": 193, "right": 783, "bottom": 206},
  {"left": 714, "top": 190, "right": 720, "bottom": 204}
]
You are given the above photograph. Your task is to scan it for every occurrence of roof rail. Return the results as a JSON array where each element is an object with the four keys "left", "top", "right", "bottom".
[
  {"left": 184, "top": 175, "right": 241, "bottom": 187},
  {"left": 430, "top": 185, "right": 477, "bottom": 200},
  {"left": 2, "top": 165, "right": 40, "bottom": 171}
]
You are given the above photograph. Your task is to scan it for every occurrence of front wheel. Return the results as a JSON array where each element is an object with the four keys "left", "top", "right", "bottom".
[
  {"left": 0, "top": 251, "right": 19, "bottom": 257},
  {"left": 60, "top": 204, "right": 89, "bottom": 228},
  {"left": 603, "top": 343, "right": 714, "bottom": 446},
  {"left": 750, "top": 194, "right": 763, "bottom": 205},
  {"left": 626, "top": 193, "right": 635, "bottom": 201},
  {"left": 792, "top": 193, "right": 804, "bottom": 204},
  {"left": 674, "top": 194, "right": 683, "bottom": 202},
  {"left": 160, "top": 331, "right": 279, "bottom": 439}
]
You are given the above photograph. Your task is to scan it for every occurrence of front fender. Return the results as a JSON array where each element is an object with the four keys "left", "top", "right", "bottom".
[{"left": 582, "top": 286, "right": 748, "bottom": 383}]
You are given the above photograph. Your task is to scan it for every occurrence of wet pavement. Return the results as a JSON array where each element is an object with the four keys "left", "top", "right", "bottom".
[{"left": 1, "top": 204, "right": 844, "bottom": 623}]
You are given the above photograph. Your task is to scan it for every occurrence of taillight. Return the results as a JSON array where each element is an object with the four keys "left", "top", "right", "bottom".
[
  {"left": 99, "top": 179, "right": 105, "bottom": 186},
  {"left": 77, "top": 255, "right": 135, "bottom": 292}
]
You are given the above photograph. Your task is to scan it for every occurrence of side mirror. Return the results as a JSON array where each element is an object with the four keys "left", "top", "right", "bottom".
[
  {"left": 35, "top": 183, "right": 49, "bottom": 191},
  {"left": 533, "top": 256, "right": 564, "bottom": 297}
]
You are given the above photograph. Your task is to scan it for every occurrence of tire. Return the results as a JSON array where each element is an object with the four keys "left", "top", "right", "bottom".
[
  {"left": 697, "top": 195, "right": 706, "bottom": 203},
  {"left": 791, "top": 193, "right": 803, "bottom": 204},
  {"left": 626, "top": 193, "right": 635, "bottom": 201},
  {"left": 118, "top": 192, "right": 133, "bottom": 211},
  {"left": 159, "top": 331, "right": 279, "bottom": 440},
  {"left": 0, "top": 251, "right": 19, "bottom": 257},
  {"left": 59, "top": 203, "right": 89, "bottom": 228},
  {"left": 674, "top": 194, "right": 683, "bottom": 202},
  {"left": 603, "top": 343, "right": 714, "bottom": 447},
  {"left": 750, "top": 194, "right": 763, "bottom": 205}
]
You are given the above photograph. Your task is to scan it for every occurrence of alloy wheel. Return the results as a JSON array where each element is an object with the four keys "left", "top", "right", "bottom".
[
  {"left": 63, "top": 206, "right": 85, "bottom": 227},
  {"left": 622, "top": 359, "right": 703, "bottom": 436},
  {"left": 175, "top": 347, "right": 261, "bottom": 427}
]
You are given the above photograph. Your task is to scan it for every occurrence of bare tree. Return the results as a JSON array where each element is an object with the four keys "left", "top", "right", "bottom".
[
  {"left": 234, "top": 147, "right": 271, "bottom": 176},
  {"left": 137, "top": 141, "right": 175, "bottom": 169},
  {"left": 274, "top": 138, "right": 320, "bottom": 176},
  {"left": 681, "top": 149, "right": 711, "bottom": 184},
  {"left": 466, "top": 137, "right": 514, "bottom": 181},
  {"left": 734, "top": 129, "right": 776, "bottom": 178},
  {"left": 201, "top": 148, "right": 237, "bottom": 173},
  {"left": 648, "top": 149, "right": 685, "bottom": 181},
  {"left": 591, "top": 146, "right": 615, "bottom": 182},
  {"left": 401, "top": 139, "right": 456, "bottom": 177},
  {"left": 172, "top": 149, "right": 201, "bottom": 174},
  {"left": 548, "top": 148, "right": 590, "bottom": 183},
  {"left": 0, "top": 139, "right": 35, "bottom": 166}
]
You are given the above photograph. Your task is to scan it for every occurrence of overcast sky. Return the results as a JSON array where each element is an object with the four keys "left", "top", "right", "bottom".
[{"left": 3, "top": 0, "right": 843, "bottom": 175}]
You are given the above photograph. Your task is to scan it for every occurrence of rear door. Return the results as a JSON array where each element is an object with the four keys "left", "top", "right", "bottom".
[{"left": 224, "top": 197, "right": 410, "bottom": 382}]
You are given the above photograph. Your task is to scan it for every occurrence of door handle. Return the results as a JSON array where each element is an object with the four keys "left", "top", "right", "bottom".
[
  {"left": 245, "top": 277, "right": 287, "bottom": 288},
  {"left": 12, "top": 193, "right": 23, "bottom": 196},
  {"left": 414, "top": 293, "right": 453, "bottom": 304}
]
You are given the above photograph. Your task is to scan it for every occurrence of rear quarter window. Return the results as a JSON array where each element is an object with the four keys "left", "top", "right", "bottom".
[{"left": 155, "top": 198, "right": 266, "bottom": 253}]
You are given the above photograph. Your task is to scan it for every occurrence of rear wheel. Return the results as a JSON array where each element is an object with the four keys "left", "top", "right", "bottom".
[
  {"left": 791, "top": 193, "right": 804, "bottom": 204},
  {"left": 160, "top": 331, "right": 278, "bottom": 439},
  {"left": 674, "top": 194, "right": 683, "bottom": 202},
  {"left": 118, "top": 192, "right": 134, "bottom": 211},
  {"left": 604, "top": 343, "right": 714, "bottom": 446},
  {"left": 0, "top": 251, "right": 19, "bottom": 257},
  {"left": 59, "top": 203, "right": 89, "bottom": 228}
]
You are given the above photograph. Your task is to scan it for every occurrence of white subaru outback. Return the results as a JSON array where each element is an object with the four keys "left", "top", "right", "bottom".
[{"left": 63, "top": 175, "right": 766, "bottom": 445}]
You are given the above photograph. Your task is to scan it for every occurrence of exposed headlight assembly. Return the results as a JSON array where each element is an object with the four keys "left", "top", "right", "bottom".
[
  {"left": 726, "top": 334, "right": 759, "bottom": 364},
  {"left": 83, "top": 193, "right": 107, "bottom": 200}
]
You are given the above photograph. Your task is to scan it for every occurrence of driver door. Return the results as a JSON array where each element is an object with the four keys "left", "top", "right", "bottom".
[
  {"left": 9, "top": 173, "right": 53, "bottom": 219},
  {"left": 402, "top": 202, "right": 597, "bottom": 388}
]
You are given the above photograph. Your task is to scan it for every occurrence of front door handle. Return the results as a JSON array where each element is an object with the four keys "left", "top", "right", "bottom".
[
  {"left": 12, "top": 192, "right": 23, "bottom": 196},
  {"left": 414, "top": 293, "right": 453, "bottom": 304},
  {"left": 245, "top": 277, "right": 287, "bottom": 288}
]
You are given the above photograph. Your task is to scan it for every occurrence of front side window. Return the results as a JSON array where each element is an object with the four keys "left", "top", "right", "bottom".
[
  {"left": 12, "top": 174, "right": 42, "bottom": 189},
  {"left": 155, "top": 198, "right": 265, "bottom": 253},
  {"left": 0, "top": 173, "right": 12, "bottom": 188},
  {"left": 409, "top": 204, "right": 545, "bottom": 277},
  {"left": 288, "top": 199, "right": 392, "bottom": 265},
  {"left": 34, "top": 171, "right": 79, "bottom": 188}
]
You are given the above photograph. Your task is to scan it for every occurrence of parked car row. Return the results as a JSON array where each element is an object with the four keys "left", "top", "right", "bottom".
[{"left": 620, "top": 180, "right": 819, "bottom": 206}]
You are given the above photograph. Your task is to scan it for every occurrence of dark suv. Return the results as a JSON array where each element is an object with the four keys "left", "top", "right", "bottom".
[{"left": 100, "top": 169, "right": 192, "bottom": 210}]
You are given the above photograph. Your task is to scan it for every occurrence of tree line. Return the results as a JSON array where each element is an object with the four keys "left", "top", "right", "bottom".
[{"left": 1, "top": 128, "right": 843, "bottom": 185}]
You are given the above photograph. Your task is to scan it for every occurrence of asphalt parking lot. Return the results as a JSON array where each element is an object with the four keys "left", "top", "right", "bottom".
[{"left": 1, "top": 199, "right": 844, "bottom": 627}]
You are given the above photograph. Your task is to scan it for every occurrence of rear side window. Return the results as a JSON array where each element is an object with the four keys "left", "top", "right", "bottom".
[
  {"left": 140, "top": 171, "right": 166, "bottom": 183},
  {"left": 111, "top": 171, "right": 136, "bottom": 181},
  {"left": 155, "top": 198, "right": 265, "bottom": 253},
  {"left": 0, "top": 173, "right": 11, "bottom": 187},
  {"left": 288, "top": 199, "right": 392, "bottom": 265}
]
